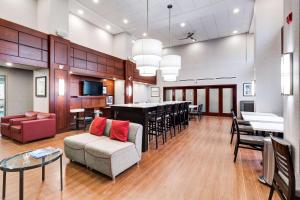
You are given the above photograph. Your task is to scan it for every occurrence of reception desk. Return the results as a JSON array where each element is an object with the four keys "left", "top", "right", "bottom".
[{"left": 110, "top": 101, "right": 189, "bottom": 152}]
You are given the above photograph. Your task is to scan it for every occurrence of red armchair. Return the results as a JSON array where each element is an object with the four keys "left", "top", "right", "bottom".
[
  {"left": 10, "top": 113, "right": 56, "bottom": 143},
  {"left": 0, "top": 112, "right": 38, "bottom": 138}
]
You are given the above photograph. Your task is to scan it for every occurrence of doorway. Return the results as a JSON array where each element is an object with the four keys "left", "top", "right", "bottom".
[
  {"left": 0, "top": 75, "right": 6, "bottom": 117},
  {"left": 163, "top": 84, "right": 237, "bottom": 117}
]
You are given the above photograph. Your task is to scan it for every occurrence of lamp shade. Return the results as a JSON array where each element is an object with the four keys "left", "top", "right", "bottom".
[
  {"left": 138, "top": 67, "right": 157, "bottom": 76},
  {"left": 160, "top": 55, "right": 181, "bottom": 70},
  {"left": 132, "top": 38, "right": 162, "bottom": 77}
]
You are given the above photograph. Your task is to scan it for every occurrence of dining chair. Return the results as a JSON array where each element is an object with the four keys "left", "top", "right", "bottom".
[
  {"left": 230, "top": 109, "right": 254, "bottom": 144},
  {"left": 189, "top": 104, "right": 203, "bottom": 120},
  {"left": 233, "top": 116, "right": 264, "bottom": 162},
  {"left": 75, "top": 108, "right": 94, "bottom": 130},
  {"left": 268, "top": 136, "right": 300, "bottom": 200}
]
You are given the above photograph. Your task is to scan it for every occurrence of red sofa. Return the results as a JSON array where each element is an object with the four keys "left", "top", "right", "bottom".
[{"left": 0, "top": 112, "right": 56, "bottom": 143}]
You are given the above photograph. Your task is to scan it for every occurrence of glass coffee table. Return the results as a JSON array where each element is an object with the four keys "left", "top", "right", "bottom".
[{"left": 0, "top": 148, "right": 63, "bottom": 200}]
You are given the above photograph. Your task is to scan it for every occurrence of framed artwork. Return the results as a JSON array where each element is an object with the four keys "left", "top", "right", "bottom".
[
  {"left": 151, "top": 87, "right": 160, "bottom": 97},
  {"left": 107, "top": 95, "right": 113, "bottom": 105},
  {"left": 243, "top": 83, "right": 253, "bottom": 96},
  {"left": 103, "top": 86, "right": 107, "bottom": 95},
  {"left": 35, "top": 76, "right": 47, "bottom": 97}
]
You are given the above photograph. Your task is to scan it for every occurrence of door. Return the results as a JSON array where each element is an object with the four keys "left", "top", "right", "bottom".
[
  {"left": 0, "top": 76, "right": 6, "bottom": 117},
  {"left": 163, "top": 85, "right": 236, "bottom": 116}
]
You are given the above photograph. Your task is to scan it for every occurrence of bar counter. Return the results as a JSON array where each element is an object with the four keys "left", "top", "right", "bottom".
[{"left": 110, "top": 101, "right": 189, "bottom": 152}]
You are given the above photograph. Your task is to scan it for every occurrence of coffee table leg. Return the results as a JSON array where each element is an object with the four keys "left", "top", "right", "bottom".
[
  {"left": 2, "top": 171, "right": 6, "bottom": 200},
  {"left": 19, "top": 170, "right": 23, "bottom": 200},
  {"left": 60, "top": 156, "right": 63, "bottom": 191},
  {"left": 42, "top": 166, "right": 45, "bottom": 181}
]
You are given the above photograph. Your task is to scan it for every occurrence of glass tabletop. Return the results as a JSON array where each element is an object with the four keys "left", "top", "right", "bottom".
[{"left": 0, "top": 148, "right": 62, "bottom": 171}]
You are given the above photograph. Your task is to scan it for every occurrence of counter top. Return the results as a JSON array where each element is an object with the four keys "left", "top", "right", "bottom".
[{"left": 110, "top": 101, "right": 190, "bottom": 108}]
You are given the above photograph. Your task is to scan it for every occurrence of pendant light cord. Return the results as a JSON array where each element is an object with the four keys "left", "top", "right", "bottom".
[
  {"left": 168, "top": 4, "right": 173, "bottom": 48},
  {"left": 147, "top": 0, "right": 149, "bottom": 34}
]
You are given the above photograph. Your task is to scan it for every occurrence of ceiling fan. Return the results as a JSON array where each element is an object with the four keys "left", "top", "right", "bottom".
[{"left": 179, "top": 32, "right": 197, "bottom": 41}]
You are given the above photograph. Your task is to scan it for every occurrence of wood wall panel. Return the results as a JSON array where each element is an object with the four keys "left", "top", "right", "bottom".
[
  {"left": 0, "top": 26, "right": 18, "bottom": 42},
  {"left": 54, "top": 69, "right": 69, "bottom": 131},
  {"left": 87, "top": 61, "right": 97, "bottom": 71},
  {"left": 19, "top": 45, "right": 42, "bottom": 60},
  {"left": 0, "top": 40, "right": 18, "bottom": 56},
  {"left": 19, "top": 32, "right": 42, "bottom": 49},
  {"left": 0, "top": 18, "right": 48, "bottom": 68},
  {"left": 74, "top": 49, "right": 86, "bottom": 60},
  {"left": 54, "top": 41, "right": 68, "bottom": 65},
  {"left": 125, "top": 60, "right": 134, "bottom": 103},
  {"left": 74, "top": 58, "right": 86, "bottom": 69},
  {"left": 87, "top": 53, "right": 97, "bottom": 62}
]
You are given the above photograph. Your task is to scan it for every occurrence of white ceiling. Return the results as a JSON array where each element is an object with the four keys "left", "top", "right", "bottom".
[{"left": 70, "top": 0, "right": 254, "bottom": 47}]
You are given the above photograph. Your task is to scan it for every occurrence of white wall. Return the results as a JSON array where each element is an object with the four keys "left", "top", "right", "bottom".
[
  {"left": 114, "top": 80, "right": 125, "bottom": 104},
  {"left": 153, "top": 34, "right": 255, "bottom": 113},
  {"left": 254, "top": 0, "right": 283, "bottom": 115},
  {"left": 133, "top": 82, "right": 150, "bottom": 103},
  {"left": 283, "top": 0, "right": 300, "bottom": 172},
  {"left": 69, "top": 14, "right": 114, "bottom": 55},
  {"left": 113, "top": 32, "right": 134, "bottom": 60},
  {"left": 0, "top": 67, "right": 33, "bottom": 115},
  {"left": 33, "top": 69, "right": 49, "bottom": 112},
  {"left": 37, "top": 0, "right": 69, "bottom": 35},
  {"left": 0, "top": 0, "right": 37, "bottom": 29}
]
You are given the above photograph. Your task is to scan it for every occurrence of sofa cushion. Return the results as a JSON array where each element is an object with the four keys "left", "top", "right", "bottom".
[
  {"left": 25, "top": 111, "right": 38, "bottom": 118},
  {"left": 37, "top": 113, "right": 51, "bottom": 119},
  {"left": 10, "top": 125, "right": 21, "bottom": 134},
  {"left": 110, "top": 120, "right": 129, "bottom": 142},
  {"left": 64, "top": 133, "right": 104, "bottom": 150},
  {"left": 85, "top": 137, "right": 134, "bottom": 159},
  {"left": 89, "top": 117, "right": 106, "bottom": 136}
]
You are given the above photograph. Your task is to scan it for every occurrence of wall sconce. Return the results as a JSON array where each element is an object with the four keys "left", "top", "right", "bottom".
[
  {"left": 281, "top": 53, "right": 293, "bottom": 95},
  {"left": 251, "top": 80, "right": 256, "bottom": 96},
  {"left": 58, "top": 79, "right": 65, "bottom": 96},
  {"left": 128, "top": 85, "right": 132, "bottom": 97}
]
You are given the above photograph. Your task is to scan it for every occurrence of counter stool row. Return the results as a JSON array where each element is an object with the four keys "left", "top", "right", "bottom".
[{"left": 148, "top": 103, "right": 189, "bottom": 149}]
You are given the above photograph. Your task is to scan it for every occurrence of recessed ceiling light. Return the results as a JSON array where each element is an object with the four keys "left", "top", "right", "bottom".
[
  {"left": 180, "top": 22, "right": 186, "bottom": 27},
  {"left": 93, "top": 0, "right": 99, "bottom": 3},
  {"left": 123, "top": 19, "right": 128, "bottom": 24},
  {"left": 5, "top": 62, "right": 13, "bottom": 67},
  {"left": 78, "top": 9, "right": 84, "bottom": 15},
  {"left": 106, "top": 25, "right": 111, "bottom": 30},
  {"left": 192, "top": 39, "right": 196, "bottom": 42},
  {"left": 233, "top": 8, "right": 240, "bottom": 14},
  {"left": 131, "top": 40, "right": 135, "bottom": 43},
  {"left": 142, "top": 32, "right": 147, "bottom": 37},
  {"left": 233, "top": 30, "right": 238, "bottom": 34}
]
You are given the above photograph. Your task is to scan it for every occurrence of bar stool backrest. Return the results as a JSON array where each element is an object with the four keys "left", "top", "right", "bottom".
[
  {"left": 156, "top": 105, "right": 165, "bottom": 119},
  {"left": 271, "top": 137, "right": 295, "bottom": 200},
  {"left": 198, "top": 104, "right": 203, "bottom": 114},
  {"left": 173, "top": 103, "right": 179, "bottom": 115}
]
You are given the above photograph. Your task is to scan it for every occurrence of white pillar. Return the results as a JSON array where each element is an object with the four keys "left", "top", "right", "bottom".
[{"left": 254, "top": 0, "right": 283, "bottom": 115}]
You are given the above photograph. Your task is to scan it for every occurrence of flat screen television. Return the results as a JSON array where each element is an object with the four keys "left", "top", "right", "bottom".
[{"left": 82, "top": 80, "right": 103, "bottom": 96}]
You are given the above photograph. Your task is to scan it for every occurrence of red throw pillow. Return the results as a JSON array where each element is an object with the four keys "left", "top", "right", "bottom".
[
  {"left": 89, "top": 117, "right": 107, "bottom": 136},
  {"left": 110, "top": 120, "right": 130, "bottom": 142}
]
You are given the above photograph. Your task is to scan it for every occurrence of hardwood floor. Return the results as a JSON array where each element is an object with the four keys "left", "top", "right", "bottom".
[{"left": 0, "top": 116, "right": 279, "bottom": 200}]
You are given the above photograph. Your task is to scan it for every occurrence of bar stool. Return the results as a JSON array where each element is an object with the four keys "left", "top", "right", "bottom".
[
  {"left": 148, "top": 106, "right": 167, "bottom": 149},
  {"left": 165, "top": 104, "right": 176, "bottom": 139},
  {"left": 177, "top": 103, "right": 185, "bottom": 131}
]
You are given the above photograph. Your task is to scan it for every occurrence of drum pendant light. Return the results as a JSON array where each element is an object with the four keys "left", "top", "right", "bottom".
[
  {"left": 132, "top": 0, "right": 162, "bottom": 77},
  {"left": 160, "top": 4, "right": 181, "bottom": 82}
]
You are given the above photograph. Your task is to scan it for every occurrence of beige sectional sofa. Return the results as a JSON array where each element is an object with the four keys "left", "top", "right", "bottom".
[{"left": 64, "top": 119, "right": 143, "bottom": 180}]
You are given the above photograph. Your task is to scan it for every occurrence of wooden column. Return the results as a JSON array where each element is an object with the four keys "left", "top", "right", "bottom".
[
  {"left": 49, "top": 35, "right": 71, "bottom": 133},
  {"left": 124, "top": 60, "right": 134, "bottom": 104}
]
